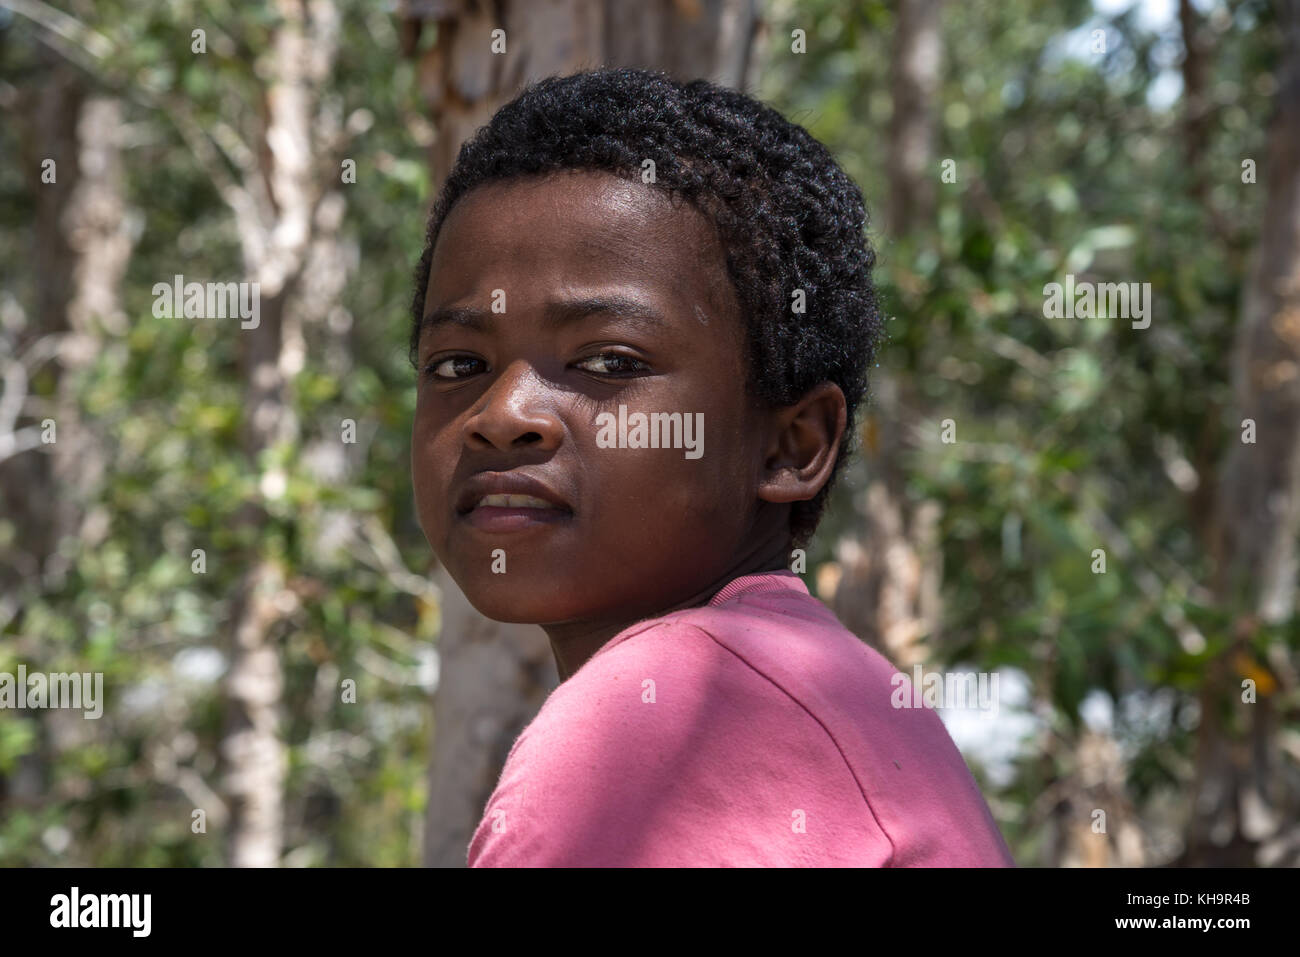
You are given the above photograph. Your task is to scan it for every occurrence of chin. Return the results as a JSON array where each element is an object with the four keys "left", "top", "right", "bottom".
[
  {"left": 448, "top": 570, "right": 579, "bottom": 625},
  {"left": 471, "top": 599, "right": 586, "bottom": 627}
]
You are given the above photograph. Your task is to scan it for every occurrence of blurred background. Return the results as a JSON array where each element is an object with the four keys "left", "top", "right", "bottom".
[{"left": 1, "top": 0, "right": 1297, "bottom": 867}]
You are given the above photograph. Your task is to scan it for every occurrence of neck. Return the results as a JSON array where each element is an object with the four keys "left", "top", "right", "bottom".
[{"left": 542, "top": 529, "right": 793, "bottom": 682}]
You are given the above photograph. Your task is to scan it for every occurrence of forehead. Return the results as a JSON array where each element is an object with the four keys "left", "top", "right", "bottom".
[{"left": 426, "top": 170, "right": 736, "bottom": 317}]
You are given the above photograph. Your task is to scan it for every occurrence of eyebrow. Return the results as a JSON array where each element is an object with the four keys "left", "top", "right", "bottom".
[{"left": 417, "top": 294, "right": 668, "bottom": 343}]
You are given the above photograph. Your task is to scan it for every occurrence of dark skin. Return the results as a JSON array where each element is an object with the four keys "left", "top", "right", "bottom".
[{"left": 412, "top": 170, "right": 847, "bottom": 681}]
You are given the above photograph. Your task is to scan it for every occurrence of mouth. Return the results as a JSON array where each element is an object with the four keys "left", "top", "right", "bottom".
[
  {"left": 470, "top": 493, "right": 565, "bottom": 510},
  {"left": 454, "top": 472, "right": 574, "bottom": 532}
]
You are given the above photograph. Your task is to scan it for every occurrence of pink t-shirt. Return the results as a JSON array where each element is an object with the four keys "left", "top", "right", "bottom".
[{"left": 467, "top": 570, "right": 1015, "bottom": 866}]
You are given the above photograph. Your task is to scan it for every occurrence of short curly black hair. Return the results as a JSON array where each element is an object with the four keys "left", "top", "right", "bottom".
[{"left": 411, "top": 67, "right": 882, "bottom": 547}]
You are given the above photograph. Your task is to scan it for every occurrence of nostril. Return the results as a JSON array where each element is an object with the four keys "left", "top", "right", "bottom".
[{"left": 516, "top": 432, "right": 543, "bottom": 445}]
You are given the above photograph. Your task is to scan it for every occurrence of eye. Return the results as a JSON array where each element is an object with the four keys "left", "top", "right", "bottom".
[
  {"left": 573, "top": 352, "right": 650, "bottom": 377},
  {"left": 426, "top": 355, "right": 486, "bottom": 380}
]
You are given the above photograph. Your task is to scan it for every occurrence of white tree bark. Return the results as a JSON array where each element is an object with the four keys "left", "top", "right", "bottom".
[{"left": 219, "top": 0, "right": 343, "bottom": 868}]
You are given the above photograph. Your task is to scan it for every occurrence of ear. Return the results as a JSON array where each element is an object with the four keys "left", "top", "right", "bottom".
[{"left": 756, "top": 382, "right": 848, "bottom": 504}]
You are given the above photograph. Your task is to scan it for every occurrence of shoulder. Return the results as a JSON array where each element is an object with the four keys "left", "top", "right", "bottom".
[
  {"left": 517, "top": 616, "right": 792, "bottom": 776},
  {"left": 468, "top": 616, "right": 881, "bottom": 866}
]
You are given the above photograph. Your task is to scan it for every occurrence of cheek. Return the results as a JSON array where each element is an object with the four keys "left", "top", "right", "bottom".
[
  {"left": 674, "top": 439, "right": 753, "bottom": 519},
  {"left": 411, "top": 405, "right": 455, "bottom": 515},
  {"left": 584, "top": 411, "right": 755, "bottom": 533}
]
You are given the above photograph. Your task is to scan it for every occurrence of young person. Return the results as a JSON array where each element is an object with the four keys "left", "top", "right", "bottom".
[{"left": 410, "top": 68, "right": 1014, "bottom": 867}]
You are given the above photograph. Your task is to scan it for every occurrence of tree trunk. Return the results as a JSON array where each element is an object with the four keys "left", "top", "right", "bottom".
[
  {"left": 57, "top": 97, "right": 133, "bottom": 550},
  {"left": 1, "top": 76, "right": 129, "bottom": 597},
  {"left": 0, "top": 52, "right": 82, "bottom": 593},
  {"left": 832, "top": 0, "right": 944, "bottom": 669},
  {"left": 401, "top": 0, "right": 763, "bottom": 867},
  {"left": 217, "top": 0, "right": 342, "bottom": 867},
  {"left": 0, "top": 72, "right": 132, "bottom": 832},
  {"left": 886, "top": 0, "right": 942, "bottom": 233},
  {"left": 1187, "top": 0, "right": 1300, "bottom": 868},
  {"left": 405, "top": 0, "right": 763, "bottom": 184},
  {"left": 421, "top": 565, "right": 558, "bottom": 867}
]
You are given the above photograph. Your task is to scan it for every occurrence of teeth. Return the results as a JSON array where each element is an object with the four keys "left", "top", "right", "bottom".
[{"left": 476, "top": 493, "right": 560, "bottom": 509}]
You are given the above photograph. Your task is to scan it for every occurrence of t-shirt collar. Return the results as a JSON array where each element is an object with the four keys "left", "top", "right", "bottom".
[{"left": 708, "top": 569, "right": 809, "bottom": 606}]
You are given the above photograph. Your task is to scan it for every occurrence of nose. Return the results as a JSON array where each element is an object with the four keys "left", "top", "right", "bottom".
[{"left": 462, "top": 360, "right": 563, "bottom": 452}]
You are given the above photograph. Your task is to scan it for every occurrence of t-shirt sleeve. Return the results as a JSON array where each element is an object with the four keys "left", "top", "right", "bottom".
[{"left": 466, "top": 620, "right": 890, "bottom": 867}]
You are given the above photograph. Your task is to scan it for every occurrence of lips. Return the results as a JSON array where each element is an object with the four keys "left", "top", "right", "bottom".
[{"left": 454, "top": 472, "right": 573, "bottom": 516}]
